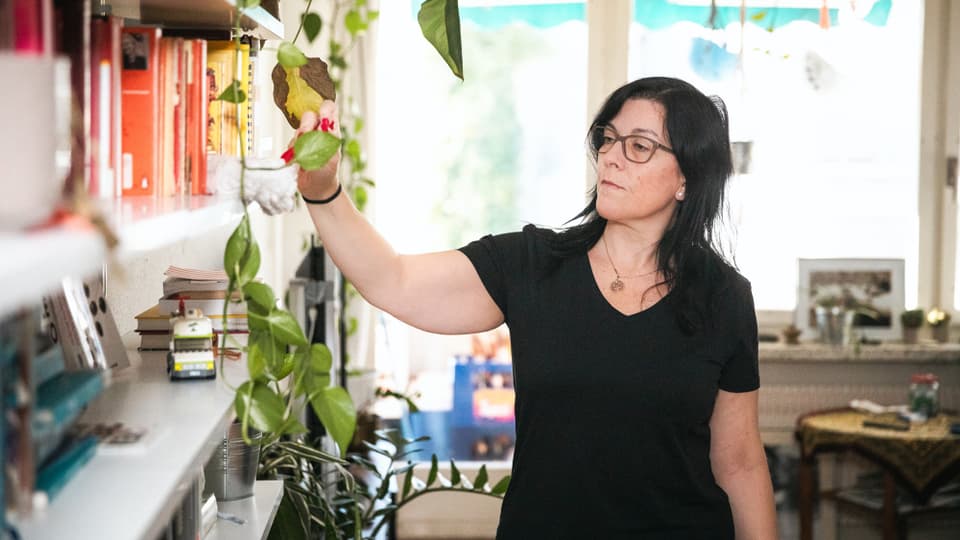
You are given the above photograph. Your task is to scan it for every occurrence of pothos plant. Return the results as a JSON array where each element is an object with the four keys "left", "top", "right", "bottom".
[
  {"left": 217, "top": 0, "right": 463, "bottom": 449},
  {"left": 215, "top": 1, "right": 508, "bottom": 538}
]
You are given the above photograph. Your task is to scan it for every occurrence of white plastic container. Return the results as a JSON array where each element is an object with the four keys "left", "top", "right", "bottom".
[{"left": 0, "top": 53, "right": 69, "bottom": 230}]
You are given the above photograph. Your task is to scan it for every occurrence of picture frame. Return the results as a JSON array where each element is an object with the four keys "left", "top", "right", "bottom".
[{"left": 796, "top": 258, "right": 905, "bottom": 342}]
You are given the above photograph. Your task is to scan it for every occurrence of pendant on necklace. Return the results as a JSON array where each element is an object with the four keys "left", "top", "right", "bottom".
[{"left": 610, "top": 278, "right": 625, "bottom": 292}]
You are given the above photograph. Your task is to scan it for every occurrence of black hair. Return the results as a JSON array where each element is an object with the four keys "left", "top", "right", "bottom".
[{"left": 541, "top": 76, "right": 737, "bottom": 334}]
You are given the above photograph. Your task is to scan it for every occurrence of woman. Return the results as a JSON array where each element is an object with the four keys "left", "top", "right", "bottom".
[{"left": 296, "top": 77, "right": 778, "bottom": 539}]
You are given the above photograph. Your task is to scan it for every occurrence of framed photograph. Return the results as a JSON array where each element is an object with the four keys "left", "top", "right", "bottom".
[{"left": 796, "top": 258, "right": 905, "bottom": 341}]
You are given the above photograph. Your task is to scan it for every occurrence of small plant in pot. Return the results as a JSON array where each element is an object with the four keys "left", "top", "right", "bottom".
[
  {"left": 926, "top": 308, "right": 952, "bottom": 343},
  {"left": 900, "top": 308, "right": 924, "bottom": 344}
]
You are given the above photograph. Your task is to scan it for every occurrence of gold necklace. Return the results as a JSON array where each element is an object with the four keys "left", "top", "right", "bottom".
[{"left": 601, "top": 236, "right": 658, "bottom": 293}]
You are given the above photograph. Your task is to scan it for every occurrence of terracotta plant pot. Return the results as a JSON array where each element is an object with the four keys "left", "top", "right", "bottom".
[{"left": 902, "top": 327, "right": 919, "bottom": 344}]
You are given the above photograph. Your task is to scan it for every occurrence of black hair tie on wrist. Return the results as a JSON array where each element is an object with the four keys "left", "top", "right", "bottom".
[{"left": 301, "top": 184, "right": 342, "bottom": 205}]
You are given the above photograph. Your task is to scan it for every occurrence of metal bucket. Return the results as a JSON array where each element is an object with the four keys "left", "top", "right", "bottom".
[
  {"left": 204, "top": 422, "right": 262, "bottom": 501},
  {"left": 815, "top": 306, "right": 854, "bottom": 346}
]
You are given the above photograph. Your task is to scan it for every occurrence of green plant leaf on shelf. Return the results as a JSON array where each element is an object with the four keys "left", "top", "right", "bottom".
[
  {"left": 474, "top": 464, "right": 488, "bottom": 491},
  {"left": 345, "top": 138, "right": 362, "bottom": 162},
  {"left": 278, "top": 41, "right": 308, "bottom": 69},
  {"left": 283, "top": 66, "right": 325, "bottom": 123},
  {"left": 248, "top": 308, "right": 309, "bottom": 347},
  {"left": 246, "top": 334, "right": 266, "bottom": 382},
  {"left": 351, "top": 185, "right": 368, "bottom": 211},
  {"left": 490, "top": 475, "right": 510, "bottom": 495},
  {"left": 235, "top": 380, "right": 287, "bottom": 434},
  {"left": 309, "top": 386, "right": 357, "bottom": 456},
  {"left": 294, "top": 130, "right": 341, "bottom": 171},
  {"left": 302, "top": 12, "right": 322, "bottom": 42},
  {"left": 217, "top": 79, "right": 247, "bottom": 104},
  {"left": 243, "top": 281, "right": 275, "bottom": 316},
  {"left": 293, "top": 343, "right": 332, "bottom": 397},
  {"left": 275, "top": 351, "right": 295, "bottom": 381},
  {"left": 224, "top": 217, "right": 260, "bottom": 287},
  {"left": 268, "top": 494, "right": 307, "bottom": 540},
  {"left": 417, "top": 0, "right": 463, "bottom": 80},
  {"left": 449, "top": 459, "right": 461, "bottom": 485},
  {"left": 426, "top": 454, "right": 438, "bottom": 487},
  {"left": 250, "top": 331, "right": 284, "bottom": 380}
]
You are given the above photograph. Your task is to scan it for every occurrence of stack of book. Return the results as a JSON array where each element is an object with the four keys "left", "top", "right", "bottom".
[
  {"left": 135, "top": 266, "right": 248, "bottom": 351},
  {"left": 1, "top": 310, "right": 103, "bottom": 511}
]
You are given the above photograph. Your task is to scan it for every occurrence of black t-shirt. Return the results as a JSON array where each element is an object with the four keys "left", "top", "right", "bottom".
[{"left": 458, "top": 225, "right": 759, "bottom": 540}]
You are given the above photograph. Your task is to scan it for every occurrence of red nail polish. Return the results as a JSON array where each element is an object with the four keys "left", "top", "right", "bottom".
[
  {"left": 281, "top": 146, "right": 295, "bottom": 164},
  {"left": 320, "top": 118, "right": 335, "bottom": 132}
]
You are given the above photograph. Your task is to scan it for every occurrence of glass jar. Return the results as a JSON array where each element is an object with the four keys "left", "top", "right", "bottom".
[{"left": 909, "top": 373, "right": 940, "bottom": 418}]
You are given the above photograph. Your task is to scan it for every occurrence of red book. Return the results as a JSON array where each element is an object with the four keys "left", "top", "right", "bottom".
[
  {"left": 120, "top": 27, "right": 160, "bottom": 197},
  {"left": 13, "top": 0, "right": 53, "bottom": 54},
  {"left": 185, "top": 39, "right": 208, "bottom": 195},
  {"left": 90, "top": 15, "right": 122, "bottom": 198}
]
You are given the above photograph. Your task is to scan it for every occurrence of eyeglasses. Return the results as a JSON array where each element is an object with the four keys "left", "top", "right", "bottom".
[{"left": 589, "top": 125, "right": 674, "bottom": 164}]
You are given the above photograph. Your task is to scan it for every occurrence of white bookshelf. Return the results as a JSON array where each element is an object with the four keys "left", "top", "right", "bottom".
[
  {"left": 14, "top": 351, "right": 251, "bottom": 540},
  {"left": 0, "top": 228, "right": 105, "bottom": 319},
  {"left": 0, "top": 195, "right": 244, "bottom": 319},
  {"left": 106, "top": 0, "right": 284, "bottom": 40},
  {"left": 101, "top": 195, "right": 245, "bottom": 255},
  {"left": 208, "top": 480, "right": 285, "bottom": 540}
]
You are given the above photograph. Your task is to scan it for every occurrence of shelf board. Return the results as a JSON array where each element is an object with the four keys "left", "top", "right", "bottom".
[
  {"left": 100, "top": 195, "right": 244, "bottom": 255},
  {"left": 106, "top": 0, "right": 284, "bottom": 40},
  {"left": 208, "top": 480, "right": 285, "bottom": 540},
  {"left": 14, "top": 351, "right": 250, "bottom": 540},
  {"left": 0, "top": 227, "right": 105, "bottom": 319}
]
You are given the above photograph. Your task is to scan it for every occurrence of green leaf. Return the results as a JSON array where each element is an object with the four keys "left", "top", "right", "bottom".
[
  {"left": 345, "top": 138, "right": 362, "bottom": 162},
  {"left": 250, "top": 332, "right": 284, "bottom": 380},
  {"left": 224, "top": 218, "right": 249, "bottom": 283},
  {"left": 352, "top": 185, "right": 368, "bottom": 212},
  {"left": 353, "top": 117, "right": 364, "bottom": 133},
  {"left": 367, "top": 9, "right": 380, "bottom": 21},
  {"left": 449, "top": 459, "right": 461, "bottom": 485},
  {"left": 294, "top": 130, "right": 341, "bottom": 171},
  {"left": 293, "top": 343, "right": 332, "bottom": 397},
  {"left": 302, "top": 12, "right": 322, "bottom": 43},
  {"left": 474, "top": 464, "right": 488, "bottom": 491},
  {"left": 402, "top": 469, "right": 414, "bottom": 499},
  {"left": 246, "top": 334, "right": 266, "bottom": 381},
  {"left": 267, "top": 492, "right": 307, "bottom": 540},
  {"left": 490, "top": 475, "right": 510, "bottom": 495},
  {"left": 347, "top": 317, "right": 358, "bottom": 336},
  {"left": 344, "top": 10, "right": 365, "bottom": 37},
  {"left": 243, "top": 281, "right": 275, "bottom": 316},
  {"left": 237, "top": 0, "right": 261, "bottom": 8},
  {"left": 238, "top": 239, "right": 260, "bottom": 287},
  {"left": 217, "top": 79, "right": 246, "bottom": 103},
  {"left": 248, "top": 308, "right": 308, "bottom": 347},
  {"left": 426, "top": 454, "right": 438, "bottom": 487},
  {"left": 310, "top": 386, "right": 357, "bottom": 456},
  {"left": 235, "top": 381, "right": 287, "bottom": 433},
  {"left": 275, "top": 352, "right": 295, "bottom": 381},
  {"left": 277, "top": 41, "right": 308, "bottom": 69},
  {"left": 417, "top": 0, "right": 463, "bottom": 80}
]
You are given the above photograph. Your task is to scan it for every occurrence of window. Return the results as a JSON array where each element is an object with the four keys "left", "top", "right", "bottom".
[{"left": 628, "top": 0, "right": 923, "bottom": 310}]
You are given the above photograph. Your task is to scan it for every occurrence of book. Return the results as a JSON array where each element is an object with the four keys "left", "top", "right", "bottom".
[
  {"left": 89, "top": 15, "right": 123, "bottom": 199},
  {"left": 164, "top": 266, "right": 229, "bottom": 281},
  {"left": 35, "top": 434, "right": 97, "bottom": 501},
  {"left": 135, "top": 304, "right": 247, "bottom": 332},
  {"left": 185, "top": 39, "right": 209, "bottom": 195},
  {"left": 206, "top": 40, "right": 248, "bottom": 156},
  {"left": 137, "top": 329, "right": 248, "bottom": 351},
  {"left": 120, "top": 26, "right": 161, "bottom": 196},
  {"left": 32, "top": 370, "right": 103, "bottom": 464}
]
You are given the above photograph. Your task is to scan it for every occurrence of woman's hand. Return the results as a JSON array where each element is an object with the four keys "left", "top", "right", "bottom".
[{"left": 294, "top": 100, "right": 341, "bottom": 201}]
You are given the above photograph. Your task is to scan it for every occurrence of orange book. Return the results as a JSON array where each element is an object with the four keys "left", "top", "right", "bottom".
[
  {"left": 120, "top": 27, "right": 160, "bottom": 196},
  {"left": 158, "top": 37, "right": 182, "bottom": 197},
  {"left": 90, "top": 15, "right": 123, "bottom": 199},
  {"left": 185, "top": 39, "right": 208, "bottom": 195},
  {"left": 173, "top": 38, "right": 187, "bottom": 196}
]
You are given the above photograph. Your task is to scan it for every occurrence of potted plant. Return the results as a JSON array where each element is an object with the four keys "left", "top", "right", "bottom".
[
  {"left": 926, "top": 308, "right": 951, "bottom": 343},
  {"left": 211, "top": 2, "right": 507, "bottom": 537},
  {"left": 900, "top": 308, "right": 924, "bottom": 344}
]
